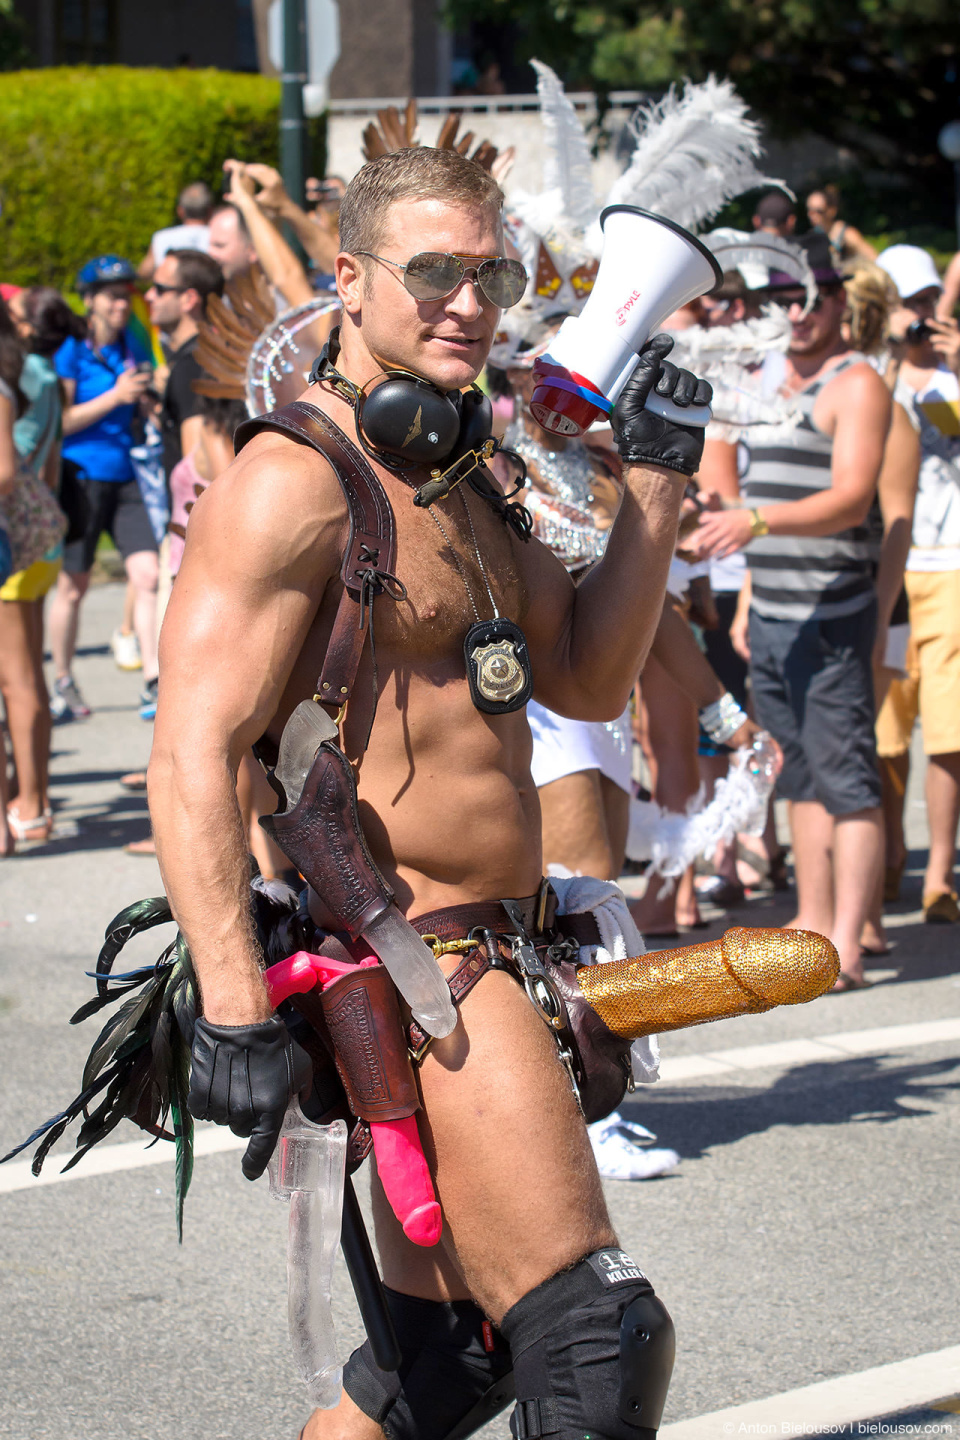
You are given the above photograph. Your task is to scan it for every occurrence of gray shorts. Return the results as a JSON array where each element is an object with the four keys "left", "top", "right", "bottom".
[{"left": 749, "top": 601, "right": 882, "bottom": 816}]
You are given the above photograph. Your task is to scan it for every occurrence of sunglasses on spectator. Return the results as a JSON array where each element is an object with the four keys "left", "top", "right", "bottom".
[
  {"left": 149, "top": 281, "right": 186, "bottom": 295},
  {"left": 767, "top": 292, "right": 825, "bottom": 312},
  {"left": 355, "top": 251, "right": 528, "bottom": 308}
]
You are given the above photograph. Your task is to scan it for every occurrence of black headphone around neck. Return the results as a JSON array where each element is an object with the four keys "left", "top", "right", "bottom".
[
  {"left": 308, "top": 328, "right": 493, "bottom": 471},
  {"left": 308, "top": 329, "right": 532, "bottom": 541}
]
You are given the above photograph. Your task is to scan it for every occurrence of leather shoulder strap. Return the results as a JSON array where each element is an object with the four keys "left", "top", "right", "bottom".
[
  {"left": 235, "top": 400, "right": 397, "bottom": 592},
  {"left": 235, "top": 401, "right": 399, "bottom": 712}
]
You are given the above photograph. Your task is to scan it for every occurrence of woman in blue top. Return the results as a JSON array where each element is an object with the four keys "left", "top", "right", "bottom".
[{"left": 50, "top": 255, "right": 158, "bottom": 721}]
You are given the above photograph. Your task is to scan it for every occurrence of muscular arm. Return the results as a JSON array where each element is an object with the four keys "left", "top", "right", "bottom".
[
  {"left": 241, "top": 163, "right": 340, "bottom": 271},
  {"left": 692, "top": 364, "right": 892, "bottom": 557},
  {"left": 147, "top": 435, "right": 346, "bottom": 1024},
  {"left": 523, "top": 460, "right": 688, "bottom": 719},
  {"left": 760, "top": 366, "right": 891, "bottom": 534}
]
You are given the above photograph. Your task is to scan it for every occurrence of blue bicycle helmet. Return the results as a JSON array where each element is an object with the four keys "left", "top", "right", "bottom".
[{"left": 75, "top": 254, "right": 137, "bottom": 292}]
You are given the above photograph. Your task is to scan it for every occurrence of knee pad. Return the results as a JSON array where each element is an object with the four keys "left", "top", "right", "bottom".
[
  {"left": 343, "top": 1287, "right": 515, "bottom": 1440},
  {"left": 499, "top": 1248, "right": 675, "bottom": 1440}
]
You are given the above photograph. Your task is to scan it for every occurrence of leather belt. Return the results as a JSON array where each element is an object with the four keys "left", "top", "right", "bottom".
[
  {"left": 405, "top": 891, "right": 601, "bottom": 1061},
  {"left": 409, "top": 892, "right": 551, "bottom": 943}
]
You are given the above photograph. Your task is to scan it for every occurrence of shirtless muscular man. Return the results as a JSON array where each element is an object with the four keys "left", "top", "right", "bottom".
[{"left": 148, "top": 148, "right": 711, "bottom": 1440}]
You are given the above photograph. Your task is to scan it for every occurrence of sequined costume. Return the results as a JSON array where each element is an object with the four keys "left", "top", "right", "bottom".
[
  {"left": 504, "top": 418, "right": 633, "bottom": 793},
  {"left": 505, "top": 418, "right": 609, "bottom": 571}
]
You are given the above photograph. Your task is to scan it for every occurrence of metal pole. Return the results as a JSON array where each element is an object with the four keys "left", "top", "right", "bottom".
[{"left": 281, "top": 0, "right": 307, "bottom": 215}]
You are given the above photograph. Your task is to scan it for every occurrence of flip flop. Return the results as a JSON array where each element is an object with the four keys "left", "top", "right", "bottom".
[
  {"left": 860, "top": 943, "right": 891, "bottom": 958},
  {"left": 831, "top": 972, "right": 873, "bottom": 993}
]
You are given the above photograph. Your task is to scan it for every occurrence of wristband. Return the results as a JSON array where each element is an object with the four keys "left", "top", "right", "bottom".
[
  {"left": 700, "top": 692, "right": 749, "bottom": 746},
  {"left": 748, "top": 508, "right": 770, "bottom": 538}
]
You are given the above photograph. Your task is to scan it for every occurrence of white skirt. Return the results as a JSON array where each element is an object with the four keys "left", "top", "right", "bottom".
[{"left": 528, "top": 701, "right": 633, "bottom": 794}]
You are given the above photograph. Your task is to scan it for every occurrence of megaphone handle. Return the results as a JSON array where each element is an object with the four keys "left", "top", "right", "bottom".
[{"left": 644, "top": 392, "right": 712, "bottom": 429}]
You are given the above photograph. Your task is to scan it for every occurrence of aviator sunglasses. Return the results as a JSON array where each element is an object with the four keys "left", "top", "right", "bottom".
[{"left": 356, "top": 250, "right": 528, "bottom": 308}]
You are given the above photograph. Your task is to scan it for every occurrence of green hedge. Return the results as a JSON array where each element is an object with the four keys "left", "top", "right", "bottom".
[{"left": 0, "top": 67, "right": 325, "bottom": 289}]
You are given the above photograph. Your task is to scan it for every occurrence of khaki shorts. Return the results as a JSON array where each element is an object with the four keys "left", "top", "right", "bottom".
[{"left": 876, "top": 569, "right": 960, "bottom": 757}]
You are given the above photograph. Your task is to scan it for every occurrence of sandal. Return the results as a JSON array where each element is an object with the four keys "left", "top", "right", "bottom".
[
  {"left": 923, "top": 889, "right": 959, "bottom": 925},
  {"left": 6, "top": 805, "right": 53, "bottom": 843},
  {"left": 831, "top": 972, "right": 873, "bottom": 993}
]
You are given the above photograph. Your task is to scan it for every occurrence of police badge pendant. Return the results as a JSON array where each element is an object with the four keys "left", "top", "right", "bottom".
[{"left": 464, "top": 616, "right": 534, "bottom": 716}]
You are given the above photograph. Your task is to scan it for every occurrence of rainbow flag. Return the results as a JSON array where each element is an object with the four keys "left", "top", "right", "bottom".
[{"left": 128, "top": 290, "right": 165, "bottom": 368}]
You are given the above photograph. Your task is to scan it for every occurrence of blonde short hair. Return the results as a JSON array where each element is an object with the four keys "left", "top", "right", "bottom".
[{"left": 338, "top": 148, "right": 504, "bottom": 259}]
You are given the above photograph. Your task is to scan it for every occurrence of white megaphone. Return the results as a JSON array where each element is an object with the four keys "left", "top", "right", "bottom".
[{"left": 530, "top": 206, "right": 723, "bottom": 437}]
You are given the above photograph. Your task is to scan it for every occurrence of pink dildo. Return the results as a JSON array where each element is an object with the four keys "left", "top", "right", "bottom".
[
  {"left": 264, "top": 949, "right": 376, "bottom": 1006},
  {"left": 263, "top": 949, "right": 443, "bottom": 1247}
]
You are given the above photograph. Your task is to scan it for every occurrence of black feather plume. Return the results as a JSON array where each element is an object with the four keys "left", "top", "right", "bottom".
[{"left": 1, "top": 873, "right": 311, "bottom": 1239}]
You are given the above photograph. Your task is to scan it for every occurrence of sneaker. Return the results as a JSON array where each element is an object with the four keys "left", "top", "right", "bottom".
[
  {"left": 588, "top": 1112, "right": 681, "bottom": 1179},
  {"left": 110, "top": 627, "right": 142, "bottom": 671},
  {"left": 49, "top": 690, "right": 74, "bottom": 724},
  {"left": 54, "top": 674, "right": 91, "bottom": 718},
  {"left": 588, "top": 1125, "right": 680, "bottom": 1181},
  {"left": 139, "top": 677, "right": 159, "bottom": 721}
]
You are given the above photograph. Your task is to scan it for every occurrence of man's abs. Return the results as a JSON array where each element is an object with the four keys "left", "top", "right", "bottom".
[{"left": 302, "top": 668, "right": 544, "bottom": 922}]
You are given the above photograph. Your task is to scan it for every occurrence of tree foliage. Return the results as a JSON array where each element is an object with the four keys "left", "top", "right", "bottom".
[
  {"left": 0, "top": 0, "right": 31, "bottom": 71},
  {"left": 447, "top": 0, "right": 960, "bottom": 188}
]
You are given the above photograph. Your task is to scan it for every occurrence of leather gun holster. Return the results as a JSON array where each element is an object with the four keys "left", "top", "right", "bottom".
[
  {"left": 259, "top": 700, "right": 396, "bottom": 940},
  {"left": 286, "top": 936, "right": 420, "bottom": 1170}
]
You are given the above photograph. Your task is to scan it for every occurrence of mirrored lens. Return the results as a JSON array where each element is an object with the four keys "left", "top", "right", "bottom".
[
  {"left": 477, "top": 258, "right": 527, "bottom": 308},
  {"left": 403, "top": 252, "right": 465, "bottom": 300}
]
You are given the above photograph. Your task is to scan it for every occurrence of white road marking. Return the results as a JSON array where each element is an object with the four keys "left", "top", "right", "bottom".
[
  {"left": 0, "top": 1126, "right": 244, "bottom": 1194},
  {"left": 2, "top": 1016, "right": 958, "bottom": 1195},
  {"left": 658, "top": 1016, "right": 960, "bottom": 1084},
  {"left": 661, "top": 1344, "right": 960, "bottom": 1437}
]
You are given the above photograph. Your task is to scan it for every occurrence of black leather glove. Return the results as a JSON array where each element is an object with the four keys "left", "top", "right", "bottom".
[
  {"left": 611, "top": 333, "right": 713, "bottom": 477},
  {"left": 188, "top": 1015, "right": 312, "bottom": 1181}
]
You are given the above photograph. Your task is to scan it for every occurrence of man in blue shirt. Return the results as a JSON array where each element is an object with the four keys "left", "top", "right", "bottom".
[{"left": 50, "top": 256, "right": 158, "bottom": 720}]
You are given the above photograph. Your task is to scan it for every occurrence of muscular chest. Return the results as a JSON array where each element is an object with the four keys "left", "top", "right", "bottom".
[{"left": 377, "top": 489, "right": 529, "bottom": 661}]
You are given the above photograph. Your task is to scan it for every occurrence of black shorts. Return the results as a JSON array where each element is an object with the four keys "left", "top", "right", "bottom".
[
  {"left": 63, "top": 478, "right": 158, "bottom": 575},
  {"left": 749, "top": 600, "right": 882, "bottom": 816}
]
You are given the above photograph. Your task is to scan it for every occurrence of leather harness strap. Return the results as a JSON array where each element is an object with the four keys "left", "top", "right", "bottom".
[
  {"left": 404, "top": 895, "right": 601, "bottom": 1059},
  {"left": 234, "top": 400, "right": 398, "bottom": 710}
]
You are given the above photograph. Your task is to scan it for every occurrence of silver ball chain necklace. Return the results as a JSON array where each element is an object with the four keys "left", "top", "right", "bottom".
[{"left": 425, "top": 489, "right": 533, "bottom": 715}]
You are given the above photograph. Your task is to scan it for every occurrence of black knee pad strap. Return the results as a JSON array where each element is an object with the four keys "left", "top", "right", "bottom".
[
  {"left": 343, "top": 1287, "right": 514, "bottom": 1440},
  {"left": 499, "top": 1248, "right": 675, "bottom": 1440}
]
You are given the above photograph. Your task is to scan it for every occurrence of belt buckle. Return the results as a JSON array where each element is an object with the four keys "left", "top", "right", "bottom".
[{"left": 409, "top": 1032, "right": 434, "bottom": 1065}]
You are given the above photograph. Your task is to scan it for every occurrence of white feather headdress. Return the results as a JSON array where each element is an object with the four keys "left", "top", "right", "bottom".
[
  {"left": 601, "top": 77, "right": 791, "bottom": 238},
  {"left": 496, "top": 66, "right": 793, "bottom": 366}
]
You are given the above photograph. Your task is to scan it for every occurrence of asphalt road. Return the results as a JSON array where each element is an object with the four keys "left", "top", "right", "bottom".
[{"left": 1, "top": 582, "right": 958, "bottom": 1440}]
